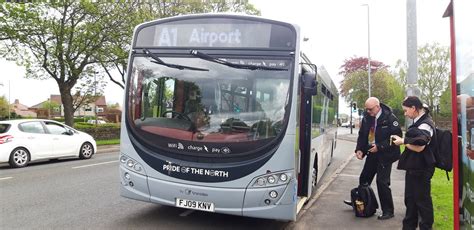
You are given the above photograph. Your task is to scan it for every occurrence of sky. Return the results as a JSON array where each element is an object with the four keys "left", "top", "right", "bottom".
[{"left": 0, "top": 0, "right": 451, "bottom": 115}]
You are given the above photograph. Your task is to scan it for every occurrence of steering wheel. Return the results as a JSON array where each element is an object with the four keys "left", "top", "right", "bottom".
[{"left": 161, "top": 111, "right": 191, "bottom": 121}]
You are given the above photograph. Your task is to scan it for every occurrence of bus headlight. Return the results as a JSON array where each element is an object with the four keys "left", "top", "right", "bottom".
[
  {"left": 124, "top": 172, "right": 131, "bottom": 180},
  {"left": 269, "top": 190, "right": 278, "bottom": 199},
  {"left": 120, "top": 156, "right": 127, "bottom": 163},
  {"left": 120, "top": 154, "right": 145, "bottom": 175},
  {"left": 267, "top": 175, "right": 276, "bottom": 184},
  {"left": 252, "top": 172, "right": 291, "bottom": 187}
]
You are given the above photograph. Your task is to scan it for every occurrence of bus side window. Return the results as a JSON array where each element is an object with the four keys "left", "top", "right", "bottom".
[{"left": 311, "top": 83, "right": 324, "bottom": 138}]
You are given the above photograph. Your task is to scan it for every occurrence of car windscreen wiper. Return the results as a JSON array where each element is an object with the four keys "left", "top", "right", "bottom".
[
  {"left": 143, "top": 49, "right": 209, "bottom": 71},
  {"left": 190, "top": 50, "right": 288, "bottom": 71}
]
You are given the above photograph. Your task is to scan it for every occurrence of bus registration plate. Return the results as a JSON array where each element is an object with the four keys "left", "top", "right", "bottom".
[{"left": 175, "top": 198, "right": 215, "bottom": 212}]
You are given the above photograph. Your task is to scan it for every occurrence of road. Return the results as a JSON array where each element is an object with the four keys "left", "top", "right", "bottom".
[{"left": 0, "top": 128, "right": 356, "bottom": 230}]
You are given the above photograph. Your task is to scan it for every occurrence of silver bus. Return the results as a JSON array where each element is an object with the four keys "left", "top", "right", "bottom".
[{"left": 119, "top": 14, "right": 338, "bottom": 221}]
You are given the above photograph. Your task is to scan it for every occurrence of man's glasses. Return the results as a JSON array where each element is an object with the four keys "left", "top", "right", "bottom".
[{"left": 366, "top": 105, "right": 377, "bottom": 112}]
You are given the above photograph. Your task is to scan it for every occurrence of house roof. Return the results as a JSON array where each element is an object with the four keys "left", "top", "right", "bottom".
[
  {"left": 11, "top": 100, "right": 37, "bottom": 117},
  {"left": 31, "top": 94, "right": 107, "bottom": 108}
]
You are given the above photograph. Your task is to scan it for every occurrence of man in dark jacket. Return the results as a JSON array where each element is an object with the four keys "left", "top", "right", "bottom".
[{"left": 345, "top": 97, "right": 402, "bottom": 220}]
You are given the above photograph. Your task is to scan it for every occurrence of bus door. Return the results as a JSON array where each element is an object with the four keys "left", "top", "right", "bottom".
[{"left": 298, "top": 71, "right": 317, "bottom": 197}]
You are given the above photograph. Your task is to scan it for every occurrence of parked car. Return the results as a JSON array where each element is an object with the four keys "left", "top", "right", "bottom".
[
  {"left": 341, "top": 121, "right": 355, "bottom": 128},
  {"left": 0, "top": 119, "right": 96, "bottom": 168},
  {"left": 87, "top": 119, "right": 106, "bottom": 124}
]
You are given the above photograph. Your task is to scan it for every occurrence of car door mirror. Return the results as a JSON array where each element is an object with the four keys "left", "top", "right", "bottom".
[{"left": 65, "top": 129, "right": 74, "bottom": 136}]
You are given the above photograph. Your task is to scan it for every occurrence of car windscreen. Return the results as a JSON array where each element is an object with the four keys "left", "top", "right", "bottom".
[
  {"left": 0, "top": 124, "right": 10, "bottom": 133},
  {"left": 126, "top": 55, "right": 292, "bottom": 156}
]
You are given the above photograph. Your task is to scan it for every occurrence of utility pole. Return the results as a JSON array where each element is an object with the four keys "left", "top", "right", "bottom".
[
  {"left": 406, "top": 0, "right": 419, "bottom": 128},
  {"left": 94, "top": 74, "right": 97, "bottom": 127},
  {"left": 362, "top": 4, "right": 371, "bottom": 97},
  {"left": 406, "top": 0, "right": 419, "bottom": 97}
]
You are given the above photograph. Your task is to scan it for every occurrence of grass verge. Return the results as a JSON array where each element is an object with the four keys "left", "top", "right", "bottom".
[
  {"left": 432, "top": 168, "right": 453, "bottom": 230},
  {"left": 96, "top": 139, "right": 120, "bottom": 146}
]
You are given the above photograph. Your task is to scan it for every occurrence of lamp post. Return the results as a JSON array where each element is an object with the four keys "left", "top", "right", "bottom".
[
  {"left": 362, "top": 4, "right": 371, "bottom": 97},
  {"left": 94, "top": 74, "right": 97, "bottom": 127}
]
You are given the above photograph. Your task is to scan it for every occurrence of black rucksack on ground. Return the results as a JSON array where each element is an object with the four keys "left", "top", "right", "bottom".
[
  {"left": 350, "top": 184, "right": 378, "bottom": 217},
  {"left": 429, "top": 128, "right": 453, "bottom": 180}
]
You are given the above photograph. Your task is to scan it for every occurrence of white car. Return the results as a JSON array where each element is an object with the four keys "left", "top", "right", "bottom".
[
  {"left": 0, "top": 119, "right": 96, "bottom": 168},
  {"left": 87, "top": 119, "right": 106, "bottom": 124},
  {"left": 341, "top": 121, "right": 355, "bottom": 128}
]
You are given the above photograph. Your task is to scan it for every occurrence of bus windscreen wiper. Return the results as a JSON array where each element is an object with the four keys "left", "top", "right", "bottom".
[
  {"left": 143, "top": 49, "right": 209, "bottom": 71},
  {"left": 190, "top": 50, "right": 288, "bottom": 71}
]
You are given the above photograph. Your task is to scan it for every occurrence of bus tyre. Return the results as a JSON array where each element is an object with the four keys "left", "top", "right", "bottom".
[
  {"left": 9, "top": 147, "right": 30, "bottom": 168},
  {"left": 79, "top": 142, "right": 94, "bottom": 159},
  {"left": 312, "top": 156, "right": 318, "bottom": 189}
]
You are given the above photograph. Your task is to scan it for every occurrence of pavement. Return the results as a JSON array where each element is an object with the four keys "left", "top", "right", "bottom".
[
  {"left": 292, "top": 132, "right": 406, "bottom": 230},
  {"left": 96, "top": 144, "right": 120, "bottom": 154}
]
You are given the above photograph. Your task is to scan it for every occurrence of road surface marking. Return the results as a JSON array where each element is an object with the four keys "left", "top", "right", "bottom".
[
  {"left": 72, "top": 160, "right": 118, "bottom": 169},
  {"left": 0, "top": 177, "right": 13, "bottom": 181},
  {"left": 179, "top": 209, "right": 195, "bottom": 217}
]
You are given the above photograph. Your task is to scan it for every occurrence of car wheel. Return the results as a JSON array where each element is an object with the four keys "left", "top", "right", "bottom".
[
  {"left": 9, "top": 147, "right": 30, "bottom": 168},
  {"left": 79, "top": 142, "right": 94, "bottom": 159}
]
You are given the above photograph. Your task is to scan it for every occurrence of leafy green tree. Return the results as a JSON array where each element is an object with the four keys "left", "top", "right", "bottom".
[
  {"left": 438, "top": 78, "right": 452, "bottom": 118},
  {"left": 41, "top": 100, "right": 60, "bottom": 119},
  {"left": 0, "top": 96, "right": 9, "bottom": 119},
  {"left": 394, "top": 59, "right": 408, "bottom": 89},
  {"left": 0, "top": 2, "right": 140, "bottom": 126},
  {"left": 395, "top": 43, "right": 450, "bottom": 111},
  {"left": 418, "top": 43, "right": 450, "bottom": 110},
  {"left": 339, "top": 57, "right": 404, "bottom": 110}
]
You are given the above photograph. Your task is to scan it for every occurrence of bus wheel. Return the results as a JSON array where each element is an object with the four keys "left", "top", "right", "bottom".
[
  {"left": 79, "top": 142, "right": 94, "bottom": 159},
  {"left": 312, "top": 155, "right": 318, "bottom": 188},
  {"left": 9, "top": 147, "right": 30, "bottom": 168}
]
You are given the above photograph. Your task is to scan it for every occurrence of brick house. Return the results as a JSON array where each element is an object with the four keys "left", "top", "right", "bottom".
[{"left": 30, "top": 95, "right": 108, "bottom": 119}]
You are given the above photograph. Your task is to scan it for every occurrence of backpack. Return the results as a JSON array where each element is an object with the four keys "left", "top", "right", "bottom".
[
  {"left": 429, "top": 128, "right": 453, "bottom": 180},
  {"left": 350, "top": 184, "right": 378, "bottom": 217}
]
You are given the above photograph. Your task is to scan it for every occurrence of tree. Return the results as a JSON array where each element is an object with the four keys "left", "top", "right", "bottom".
[
  {"left": 338, "top": 56, "right": 389, "bottom": 77},
  {"left": 339, "top": 57, "right": 390, "bottom": 100},
  {"left": 339, "top": 57, "right": 402, "bottom": 102},
  {"left": 394, "top": 59, "right": 408, "bottom": 89},
  {"left": 0, "top": 2, "right": 140, "bottom": 126},
  {"left": 438, "top": 78, "right": 452, "bottom": 118},
  {"left": 417, "top": 43, "right": 450, "bottom": 110},
  {"left": 0, "top": 96, "right": 9, "bottom": 119},
  {"left": 339, "top": 57, "right": 405, "bottom": 122},
  {"left": 41, "top": 100, "right": 60, "bottom": 119},
  {"left": 394, "top": 43, "right": 450, "bottom": 110}
]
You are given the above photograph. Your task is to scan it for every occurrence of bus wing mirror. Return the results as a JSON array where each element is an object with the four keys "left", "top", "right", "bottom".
[{"left": 302, "top": 72, "right": 317, "bottom": 96}]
